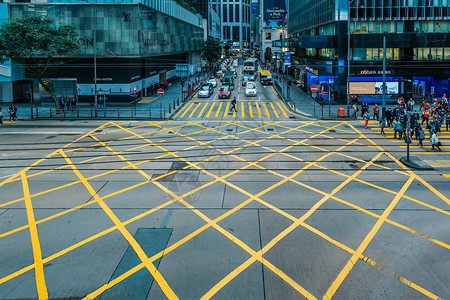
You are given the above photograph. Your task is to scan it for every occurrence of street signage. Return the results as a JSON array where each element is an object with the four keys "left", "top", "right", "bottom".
[
  {"left": 157, "top": 89, "right": 164, "bottom": 96},
  {"left": 310, "top": 85, "right": 318, "bottom": 93}
]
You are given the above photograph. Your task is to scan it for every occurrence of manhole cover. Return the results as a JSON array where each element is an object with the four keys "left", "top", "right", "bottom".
[
  {"left": 289, "top": 116, "right": 296, "bottom": 119},
  {"left": 226, "top": 129, "right": 233, "bottom": 131},
  {"left": 329, "top": 129, "right": 336, "bottom": 132},
  {"left": 267, "top": 128, "right": 274, "bottom": 131}
]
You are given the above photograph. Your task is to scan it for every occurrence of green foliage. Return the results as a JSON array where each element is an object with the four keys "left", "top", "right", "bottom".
[
  {"left": 201, "top": 37, "right": 222, "bottom": 63},
  {"left": 173, "top": 0, "right": 197, "bottom": 13},
  {"left": 0, "top": 15, "right": 80, "bottom": 83}
]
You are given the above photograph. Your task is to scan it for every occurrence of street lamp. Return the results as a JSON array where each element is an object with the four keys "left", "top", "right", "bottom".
[
  {"left": 347, "top": 0, "right": 354, "bottom": 117},
  {"left": 82, "top": 0, "right": 97, "bottom": 112}
]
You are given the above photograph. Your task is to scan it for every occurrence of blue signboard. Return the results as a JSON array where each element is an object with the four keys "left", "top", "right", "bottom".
[
  {"left": 284, "top": 51, "right": 291, "bottom": 66},
  {"left": 251, "top": 1, "right": 259, "bottom": 14},
  {"left": 263, "top": 0, "right": 287, "bottom": 28}
]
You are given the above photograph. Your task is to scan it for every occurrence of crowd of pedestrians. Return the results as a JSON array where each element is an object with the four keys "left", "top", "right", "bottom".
[{"left": 352, "top": 95, "right": 449, "bottom": 151}]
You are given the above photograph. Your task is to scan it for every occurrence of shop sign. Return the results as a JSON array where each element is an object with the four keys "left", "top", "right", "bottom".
[{"left": 360, "top": 69, "right": 392, "bottom": 75}]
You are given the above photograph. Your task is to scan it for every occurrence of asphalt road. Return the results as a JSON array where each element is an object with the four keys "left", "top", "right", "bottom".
[{"left": 0, "top": 61, "right": 449, "bottom": 299}]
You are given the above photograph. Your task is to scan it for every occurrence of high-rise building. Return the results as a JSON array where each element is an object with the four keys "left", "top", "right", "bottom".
[
  {"left": 288, "top": 0, "right": 450, "bottom": 104},
  {"left": 0, "top": 0, "right": 204, "bottom": 103},
  {"left": 210, "top": 0, "right": 252, "bottom": 49}
]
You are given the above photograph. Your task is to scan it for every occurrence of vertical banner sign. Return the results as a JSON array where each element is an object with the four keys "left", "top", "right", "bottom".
[
  {"left": 284, "top": 51, "right": 291, "bottom": 66},
  {"left": 263, "top": 0, "right": 287, "bottom": 28},
  {"left": 251, "top": 0, "right": 259, "bottom": 15}
]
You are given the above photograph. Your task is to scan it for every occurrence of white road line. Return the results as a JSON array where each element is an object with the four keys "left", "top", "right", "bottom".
[{"left": 0, "top": 174, "right": 15, "bottom": 179}]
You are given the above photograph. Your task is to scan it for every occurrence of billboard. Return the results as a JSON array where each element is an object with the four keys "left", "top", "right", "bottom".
[
  {"left": 251, "top": 0, "right": 259, "bottom": 14},
  {"left": 263, "top": 0, "right": 287, "bottom": 28},
  {"left": 284, "top": 51, "right": 291, "bottom": 66},
  {"left": 349, "top": 82, "right": 399, "bottom": 95},
  {"left": 208, "top": 5, "right": 221, "bottom": 40}
]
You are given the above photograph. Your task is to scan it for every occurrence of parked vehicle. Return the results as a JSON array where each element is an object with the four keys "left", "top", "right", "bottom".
[{"left": 219, "top": 86, "right": 231, "bottom": 99}]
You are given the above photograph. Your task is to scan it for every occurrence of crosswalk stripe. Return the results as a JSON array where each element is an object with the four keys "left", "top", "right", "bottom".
[
  {"left": 241, "top": 102, "right": 245, "bottom": 118},
  {"left": 215, "top": 102, "right": 223, "bottom": 118},
  {"left": 189, "top": 102, "right": 201, "bottom": 118},
  {"left": 248, "top": 102, "right": 253, "bottom": 118},
  {"left": 197, "top": 102, "right": 209, "bottom": 118},
  {"left": 263, "top": 103, "right": 271, "bottom": 118},
  {"left": 224, "top": 102, "right": 230, "bottom": 117},
  {"left": 180, "top": 102, "right": 195, "bottom": 118},
  {"left": 256, "top": 103, "right": 262, "bottom": 118},
  {"left": 270, "top": 102, "right": 279, "bottom": 118},
  {"left": 277, "top": 101, "right": 288, "bottom": 118},
  {"left": 206, "top": 102, "right": 215, "bottom": 118}
]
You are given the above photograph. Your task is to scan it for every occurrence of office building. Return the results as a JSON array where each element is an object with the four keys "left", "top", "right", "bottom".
[
  {"left": 288, "top": 0, "right": 450, "bottom": 104},
  {"left": 209, "top": 0, "right": 251, "bottom": 49},
  {"left": 0, "top": 0, "right": 204, "bottom": 103}
]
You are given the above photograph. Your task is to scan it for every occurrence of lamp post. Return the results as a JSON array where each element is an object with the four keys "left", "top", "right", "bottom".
[
  {"left": 82, "top": 0, "right": 97, "bottom": 112},
  {"left": 347, "top": 0, "right": 354, "bottom": 117}
]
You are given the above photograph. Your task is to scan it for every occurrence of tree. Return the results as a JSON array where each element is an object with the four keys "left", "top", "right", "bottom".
[
  {"left": 0, "top": 15, "right": 80, "bottom": 110},
  {"left": 223, "top": 40, "right": 232, "bottom": 56},
  {"left": 201, "top": 37, "right": 222, "bottom": 69}
]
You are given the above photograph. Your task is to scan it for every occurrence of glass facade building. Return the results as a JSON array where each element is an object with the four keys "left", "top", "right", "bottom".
[
  {"left": 1, "top": 0, "right": 204, "bottom": 102},
  {"left": 288, "top": 0, "right": 450, "bottom": 103}
]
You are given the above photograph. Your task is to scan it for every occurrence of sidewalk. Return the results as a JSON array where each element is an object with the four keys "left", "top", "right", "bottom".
[{"left": 2, "top": 72, "right": 210, "bottom": 120}]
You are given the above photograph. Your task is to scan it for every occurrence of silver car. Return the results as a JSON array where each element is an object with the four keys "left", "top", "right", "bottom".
[
  {"left": 245, "top": 82, "right": 258, "bottom": 97},
  {"left": 198, "top": 84, "right": 213, "bottom": 98}
]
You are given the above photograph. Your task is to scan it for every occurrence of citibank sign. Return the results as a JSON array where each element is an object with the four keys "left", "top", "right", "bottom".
[{"left": 360, "top": 69, "right": 392, "bottom": 75}]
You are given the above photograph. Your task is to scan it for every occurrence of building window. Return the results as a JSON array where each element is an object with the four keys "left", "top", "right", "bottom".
[
  {"left": 235, "top": 4, "right": 239, "bottom": 21},
  {"left": 223, "top": 4, "right": 227, "bottom": 22},
  {"left": 229, "top": 4, "right": 234, "bottom": 22},
  {"left": 232, "top": 26, "right": 239, "bottom": 41},
  {"left": 265, "top": 32, "right": 271, "bottom": 40}
]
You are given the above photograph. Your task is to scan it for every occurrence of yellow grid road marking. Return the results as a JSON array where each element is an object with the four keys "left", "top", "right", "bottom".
[
  {"left": 59, "top": 149, "right": 179, "bottom": 299},
  {"left": 21, "top": 171, "right": 48, "bottom": 299},
  {"left": 189, "top": 102, "right": 201, "bottom": 118},
  {"left": 263, "top": 102, "right": 271, "bottom": 118},
  {"left": 180, "top": 102, "right": 194, "bottom": 118},
  {"left": 197, "top": 102, "right": 209, "bottom": 118},
  {"left": 215, "top": 102, "right": 223, "bottom": 118},
  {"left": 256, "top": 102, "right": 262, "bottom": 118},
  {"left": 270, "top": 102, "right": 279, "bottom": 118},
  {"left": 277, "top": 101, "right": 288, "bottom": 118},
  {"left": 248, "top": 102, "right": 253, "bottom": 118},
  {"left": 206, "top": 102, "right": 215, "bottom": 118}
]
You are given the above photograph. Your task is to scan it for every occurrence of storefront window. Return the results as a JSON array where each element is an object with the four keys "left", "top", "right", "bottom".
[
  {"left": 421, "top": 22, "right": 427, "bottom": 33},
  {"left": 414, "top": 21, "right": 420, "bottom": 32},
  {"left": 366, "top": 48, "right": 374, "bottom": 60},
  {"left": 442, "top": 22, "right": 448, "bottom": 33},
  {"left": 383, "top": 22, "right": 389, "bottom": 33},
  {"left": 436, "top": 48, "right": 443, "bottom": 60},
  {"left": 394, "top": 48, "right": 400, "bottom": 60},
  {"left": 445, "top": 48, "right": 450, "bottom": 60},
  {"left": 396, "top": 22, "right": 403, "bottom": 33}
]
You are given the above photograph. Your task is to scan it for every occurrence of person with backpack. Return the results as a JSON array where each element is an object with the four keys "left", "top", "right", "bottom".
[
  {"left": 8, "top": 105, "right": 14, "bottom": 121},
  {"left": 418, "top": 127, "right": 425, "bottom": 147},
  {"left": 430, "top": 131, "right": 441, "bottom": 151},
  {"left": 394, "top": 120, "right": 403, "bottom": 139},
  {"left": 386, "top": 108, "right": 393, "bottom": 127},
  {"left": 421, "top": 109, "right": 430, "bottom": 126},
  {"left": 363, "top": 111, "right": 370, "bottom": 129},
  {"left": 379, "top": 117, "right": 386, "bottom": 136},
  {"left": 446, "top": 112, "right": 450, "bottom": 131},
  {"left": 230, "top": 97, "right": 237, "bottom": 113}
]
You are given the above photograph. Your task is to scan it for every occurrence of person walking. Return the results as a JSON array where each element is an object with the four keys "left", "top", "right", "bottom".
[
  {"left": 8, "top": 105, "right": 14, "bottom": 121},
  {"left": 352, "top": 103, "right": 358, "bottom": 119},
  {"left": 12, "top": 105, "right": 17, "bottom": 121},
  {"left": 363, "top": 111, "right": 370, "bottom": 129},
  {"left": 379, "top": 117, "right": 386, "bottom": 136},
  {"left": 0, "top": 108, "right": 4, "bottom": 125},
  {"left": 230, "top": 97, "right": 237, "bottom": 114},
  {"left": 417, "top": 127, "right": 425, "bottom": 147},
  {"left": 386, "top": 108, "right": 393, "bottom": 127},
  {"left": 372, "top": 104, "right": 379, "bottom": 120},
  {"left": 71, "top": 98, "right": 77, "bottom": 111},
  {"left": 394, "top": 120, "right": 403, "bottom": 139},
  {"left": 430, "top": 131, "right": 441, "bottom": 151},
  {"left": 445, "top": 112, "right": 450, "bottom": 131},
  {"left": 98, "top": 97, "right": 104, "bottom": 109},
  {"left": 421, "top": 109, "right": 430, "bottom": 126}
]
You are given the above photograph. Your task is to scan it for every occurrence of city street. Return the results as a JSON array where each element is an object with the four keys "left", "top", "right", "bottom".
[{"left": 0, "top": 106, "right": 449, "bottom": 299}]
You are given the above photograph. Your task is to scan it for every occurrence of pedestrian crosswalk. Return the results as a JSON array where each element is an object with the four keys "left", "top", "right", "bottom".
[{"left": 177, "top": 100, "right": 290, "bottom": 120}]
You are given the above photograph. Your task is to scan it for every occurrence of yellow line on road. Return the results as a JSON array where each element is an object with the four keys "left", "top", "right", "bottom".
[
  {"left": 197, "top": 102, "right": 209, "bottom": 118},
  {"left": 215, "top": 102, "right": 223, "bottom": 117},
  {"left": 325, "top": 176, "right": 415, "bottom": 299},
  {"left": 256, "top": 102, "right": 262, "bottom": 118},
  {"left": 21, "top": 171, "right": 48, "bottom": 300},
  {"left": 180, "top": 102, "right": 194, "bottom": 118},
  {"left": 443, "top": 174, "right": 450, "bottom": 178},
  {"left": 59, "top": 149, "right": 178, "bottom": 299},
  {"left": 263, "top": 102, "right": 271, "bottom": 118},
  {"left": 241, "top": 102, "right": 245, "bottom": 118},
  {"left": 224, "top": 102, "right": 230, "bottom": 117},
  {"left": 206, "top": 102, "right": 215, "bottom": 118},
  {"left": 248, "top": 102, "right": 253, "bottom": 118},
  {"left": 189, "top": 102, "right": 201, "bottom": 118},
  {"left": 277, "top": 101, "right": 288, "bottom": 118},
  {"left": 270, "top": 102, "right": 279, "bottom": 118}
]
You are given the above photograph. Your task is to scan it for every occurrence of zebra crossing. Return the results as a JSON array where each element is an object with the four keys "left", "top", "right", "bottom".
[{"left": 176, "top": 100, "right": 291, "bottom": 120}]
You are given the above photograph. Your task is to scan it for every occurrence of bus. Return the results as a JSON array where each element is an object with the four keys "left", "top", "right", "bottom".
[
  {"left": 242, "top": 49, "right": 252, "bottom": 60},
  {"left": 260, "top": 70, "right": 273, "bottom": 85},
  {"left": 243, "top": 58, "right": 258, "bottom": 81}
]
